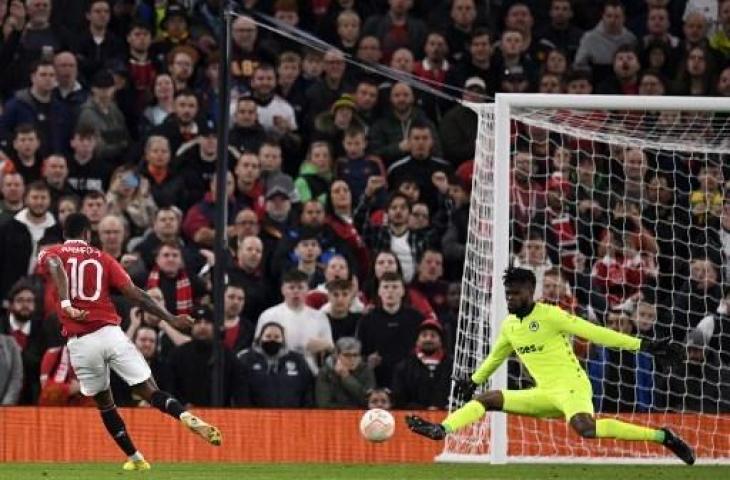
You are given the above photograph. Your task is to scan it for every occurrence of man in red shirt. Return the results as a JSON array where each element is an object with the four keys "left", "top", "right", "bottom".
[{"left": 38, "top": 213, "right": 221, "bottom": 471}]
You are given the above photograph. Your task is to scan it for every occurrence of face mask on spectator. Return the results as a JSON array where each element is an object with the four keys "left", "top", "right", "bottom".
[{"left": 261, "top": 340, "right": 283, "bottom": 356}]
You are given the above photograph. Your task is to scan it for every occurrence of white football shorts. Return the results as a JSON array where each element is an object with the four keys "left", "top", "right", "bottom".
[{"left": 67, "top": 325, "right": 151, "bottom": 396}]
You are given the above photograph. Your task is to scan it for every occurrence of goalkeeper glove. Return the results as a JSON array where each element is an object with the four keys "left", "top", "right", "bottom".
[
  {"left": 640, "top": 338, "right": 686, "bottom": 369},
  {"left": 452, "top": 376, "right": 478, "bottom": 400}
]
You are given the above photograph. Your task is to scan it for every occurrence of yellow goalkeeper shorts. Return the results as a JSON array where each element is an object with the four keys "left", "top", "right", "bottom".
[{"left": 501, "top": 386, "right": 594, "bottom": 421}]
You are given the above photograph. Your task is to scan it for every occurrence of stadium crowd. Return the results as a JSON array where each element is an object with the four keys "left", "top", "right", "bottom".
[{"left": 0, "top": 0, "right": 728, "bottom": 413}]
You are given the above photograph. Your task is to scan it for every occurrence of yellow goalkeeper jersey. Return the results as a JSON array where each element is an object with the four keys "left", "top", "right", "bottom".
[{"left": 472, "top": 302, "right": 641, "bottom": 390}]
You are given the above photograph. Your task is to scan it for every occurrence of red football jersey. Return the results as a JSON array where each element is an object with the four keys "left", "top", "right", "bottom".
[{"left": 38, "top": 240, "right": 132, "bottom": 337}]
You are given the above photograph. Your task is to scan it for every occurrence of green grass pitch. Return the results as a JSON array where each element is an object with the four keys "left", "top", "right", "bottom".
[{"left": 0, "top": 463, "right": 728, "bottom": 479}]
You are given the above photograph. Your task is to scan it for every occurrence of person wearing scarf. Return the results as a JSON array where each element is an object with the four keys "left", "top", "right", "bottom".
[
  {"left": 146, "top": 242, "right": 194, "bottom": 315},
  {"left": 38, "top": 344, "right": 94, "bottom": 406},
  {"left": 391, "top": 319, "right": 453, "bottom": 409}
]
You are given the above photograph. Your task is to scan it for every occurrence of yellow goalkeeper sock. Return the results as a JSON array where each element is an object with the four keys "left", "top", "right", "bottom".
[
  {"left": 442, "top": 400, "right": 486, "bottom": 433},
  {"left": 596, "top": 418, "right": 665, "bottom": 443}
]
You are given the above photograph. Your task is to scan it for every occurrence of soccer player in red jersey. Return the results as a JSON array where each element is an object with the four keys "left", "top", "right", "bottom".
[{"left": 38, "top": 213, "right": 221, "bottom": 471}]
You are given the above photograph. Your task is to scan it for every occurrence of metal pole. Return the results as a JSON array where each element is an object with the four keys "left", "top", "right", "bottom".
[{"left": 212, "top": 1, "right": 233, "bottom": 407}]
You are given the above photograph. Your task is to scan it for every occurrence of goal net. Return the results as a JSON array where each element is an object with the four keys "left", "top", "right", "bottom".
[{"left": 442, "top": 94, "right": 730, "bottom": 464}]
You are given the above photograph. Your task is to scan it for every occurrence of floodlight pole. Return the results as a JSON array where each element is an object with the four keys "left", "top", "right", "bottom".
[{"left": 211, "top": 1, "right": 234, "bottom": 407}]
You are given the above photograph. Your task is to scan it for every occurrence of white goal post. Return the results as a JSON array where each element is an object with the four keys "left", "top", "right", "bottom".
[{"left": 439, "top": 94, "right": 730, "bottom": 465}]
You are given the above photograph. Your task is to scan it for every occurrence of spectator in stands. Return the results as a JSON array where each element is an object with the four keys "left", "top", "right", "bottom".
[
  {"left": 681, "top": 10, "right": 710, "bottom": 53},
  {"left": 182, "top": 172, "right": 239, "bottom": 248},
  {"left": 439, "top": 78, "right": 483, "bottom": 166},
  {"left": 305, "top": 49, "right": 349, "bottom": 128},
  {"left": 233, "top": 152, "right": 265, "bottom": 218},
  {"left": 536, "top": 0, "right": 583, "bottom": 61},
  {"left": 0, "top": 282, "right": 49, "bottom": 404},
  {"left": 228, "top": 235, "right": 275, "bottom": 322},
  {"left": 0, "top": 332, "right": 23, "bottom": 405},
  {"left": 151, "top": 89, "right": 202, "bottom": 156},
  {"left": 0, "top": 60, "right": 72, "bottom": 156},
  {"left": 76, "top": 70, "right": 130, "bottom": 165},
  {"left": 392, "top": 319, "right": 452, "bottom": 409},
  {"left": 0, "top": 172, "right": 25, "bottom": 218},
  {"left": 168, "top": 306, "right": 240, "bottom": 407},
  {"left": 52, "top": 51, "right": 87, "bottom": 117},
  {"left": 411, "top": 248, "right": 449, "bottom": 315},
  {"left": 292, "top": 228, "right": 325, "bottom": 288},
  {"left": 632, "top": 296, "right": 670, "bottom": 341},
  {"left": 37, "top": 341, "right": 93, "bottom": 406},
  {"left": 125, "top": 287, "right": 191, "bottom": 361},
  {"left": 80, "top": 190, "right": 108, "bottom": 238},
  {"left": 295, "top": 141, "right": 333, "bottom": 205},
  {"left": 443, "top": 0, "right": 477, "bottom": 64},
  {"left": 638, "top": 69, "right": 668, "bottom": 95},
  {"left": 41, "top": 154, "right": 74, "bottom": 213},
  {"left": 710, "top": 0, "right": 730, "bottom": 61},
  {"left": 166, "top": 46, "right": 198, "bottom": 92},
  {"left": 447, "top": 29, "right": 496, "bottom": 98},
  {"left": 351, "top": 78, "right": 379, "bottom": 127},
  {"left": 356, "top": 190, "right": 436, "bottom": 283},
  {"left": 369, "top": 82, "right": 440, "bottom": 165},
  {"left": 139, "top": 135, "right": 185, "bottom": 209},
  {"left": 276, "top": 51, "right": 307, "bottom": 128},
  {"left": 362, "top": 0, "right": 426, "bottom": 63},
  {"left": 8, "top": 124, "right": 43, "bottom": 183},
  {"left": 250, "top": 64, "right": 300, "bottom": 148},
  {"left": 150, "top": 4, "right": 196, "bottom": 68},
  {"left": 643, "top": 6, "right": 679, "bottom": 50},
  {"left": 145, "top": 241, "right": 205, "bottom": 316},
  {"left": 689, "top": 161, "right": 723, "bottom": 228},
  {"left": 333, "top": 9, "right": 360, "bottom": 56},
  {"left": 316, "top": 336, "right": 375, "bottom": 408},
  {"left": 387, "top": 123, "right": 452, "bottom": 212},
  {"left": 597, "top": 45, "right": 641, "bottom": 94},
  {"left": 66, "top": 125, "right": 110, "bottom": 195},
  {"left": 589, "top": 308, "right": 654, "bottom": 413},
  {"left": 510, "top": 150, "right": 546, "bottom": 241},
  {"left": 367, "top": 387, "right": 393, "bottom": 410},
  {"left": 76, "top": 1, "right": 125, "bottom": 79},
  {"left": 13, "top": 180, "right": 55, "bottom": 270},
  {"left": 236, "top": 320, "right": 314, "bottom": 407},
  {"left": 141, "top": 73, "right": 174, "bottom": 133},
  {"left": 663, "top": 329, "right": 730, "bottom": 413},
  {"left": 321, "top": 278, "right": 363, "bottom": 341},
  {"left": 335, "top": 127, "right": 382, "bottom": 205},
  {"left": 255, "top": 269, "right": 333, "bottom": 373},
  {"left": 574, "top": 0, "right": 637, "bottom": 82},
  {"left": 494, "top": 30, "right": 537, "bottom": 91},
  {"left": 513, "top": 231, "right": 553, "bottom": 300},
  {"left": 125, "top": 21, "right": 156, "bottom": 123},
  {"left": 358, "top": 271, "right": 423, "bottom": 387},
  {"left": 541, "top": 267, "right": 579, "bottom": 313},
  {"left": 229, "top": 96, "right": 267, "bottom": 155},
  {"left": 97, "top": 214, "right": 131, "bottom": 264},
  {"left": 673, "top": 45, "right": 717, "bottom": 96},
  {"left": 106, "top": 165, "right": 157, "bottom": 238},
  {"left": 564, "top": 68, "right": 594, "bottom": 94},
  {"left": 222, "top": 284, "right": 255, "bottom": 353},
  {"left": 325, "top": 179, "right": 370, "bottom": 278},
  {"left": 673, "top": 257, "right": 724, "bottom": 339},
  {"left": 111, "top": 324, "right": 172, "bottom": 407}
]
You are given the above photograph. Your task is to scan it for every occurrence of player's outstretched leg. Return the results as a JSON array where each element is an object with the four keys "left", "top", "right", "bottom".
[
  {"left": 94, "top": 390, "right": 150, "bottom": 471},
  {"left": 571, "top": 415, "right": 695, "bottom": 465},
  {"left": 132, "top": 379, "right": 222, "bottom": 446},
  {"left": 406, "top": 391, "right": 501, "bottom": 440}
]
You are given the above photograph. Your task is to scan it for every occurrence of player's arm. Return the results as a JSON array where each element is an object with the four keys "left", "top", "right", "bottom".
[
  {"left": 452, "top": 326, "right": 513, "bottom": 400},
  {"left": 46, "top": 255, "right": 87, "bottom": 320},
  {"left": 553, "top": 307, "right": 641, "bottom": 350},
  {"left": 119, "top": 283, "right": 193, "bottom": 330},
  {"left": 552, "top": 306, "right": 684, "bottom": 365}
]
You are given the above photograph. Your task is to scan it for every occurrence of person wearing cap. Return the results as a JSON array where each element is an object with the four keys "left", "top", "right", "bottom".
[
  {"left": 76, "top": 70, "right": 130, "bottom": 164},
  {"left": 167, "top": 305, "right": 241, "bottom": 407},
  {"left": 176, "top": 118, "right": 242, "bottom": 206},
  {"left": 391, "top": 319, "right": 452, "bottom": 409},
  {"left": 260, "top": 172, "right": 297, "bottom": 243},
  {"left": 313, "top": 95, "right": 367, "bottom": 156},
  {"left": 315, "top": 336, "right": 375, "bottom": 408},
  {"left": 75, "top": 1, "right": 126, "bottom": 80},
  {"left": 236, "top": 321, "right": 314, "bottom": 407},
  {"left": 150, "top": 3, "right": 196, "bottom": 67}
]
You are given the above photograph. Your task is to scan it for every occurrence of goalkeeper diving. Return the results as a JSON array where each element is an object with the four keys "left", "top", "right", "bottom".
[{"left": 406, "top": 267, "right": 695, "bottom": 465}]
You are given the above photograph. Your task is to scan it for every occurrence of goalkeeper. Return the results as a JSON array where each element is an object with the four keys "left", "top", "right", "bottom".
[{"left": 406, "top": 267, "right": 695, "bottom": 465}]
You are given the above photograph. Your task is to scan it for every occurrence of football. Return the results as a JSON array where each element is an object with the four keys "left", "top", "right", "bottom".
[{"left": 359, "top": 408, "right": 395, "bottom": 442}]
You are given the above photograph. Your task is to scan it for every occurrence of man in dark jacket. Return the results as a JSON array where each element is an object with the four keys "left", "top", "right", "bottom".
[
  {"left": 167, "top": 306, "right": 240, "bottom": 407},
  {"left": 0, "top": 282, "right": 50, "bottom": 404},
  {"left": 0, "top": 60, "right": 73, "bottom": 156},
  {"left": 392, "top": 320, "right": 452, "bottom": 409},
  {"left": 236, "top": 321, "right": 313, "bottom": 407},
  {"left": 229, "top": 96, "right": 268, "bottom": 154}
]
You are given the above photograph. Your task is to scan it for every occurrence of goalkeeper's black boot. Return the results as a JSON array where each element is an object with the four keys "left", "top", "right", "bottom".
[
  {"left": 661, "top": 428, "right": 695, "bottom": 465},
  {"left": 405, "top": 415, "right": 446, "bottom": 441}
]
